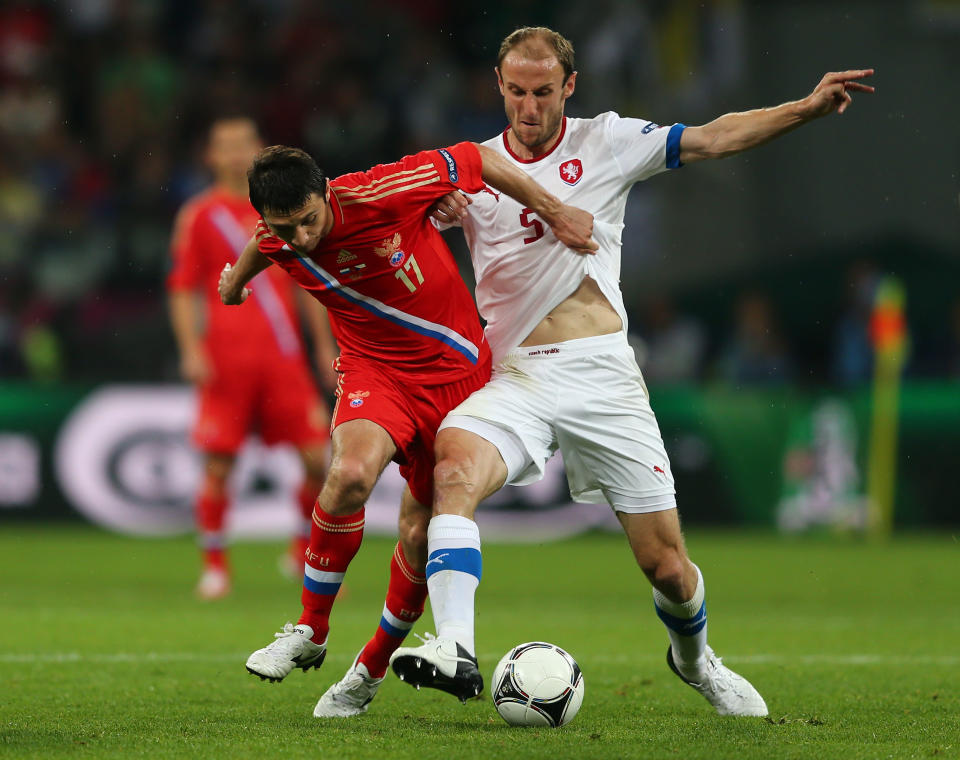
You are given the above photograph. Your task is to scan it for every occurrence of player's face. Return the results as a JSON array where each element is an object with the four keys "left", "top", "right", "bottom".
[
  {"left": 263, "top": 189, "right": 333, "bottom": 254},
  {"left": 206, "top": 119, "right": 262, "bottom": 186},
  {"left": 498, "top": 53, "right": 576, "bottom": 154}
]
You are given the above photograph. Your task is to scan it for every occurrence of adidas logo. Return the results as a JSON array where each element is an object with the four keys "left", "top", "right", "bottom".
[{"left": 337, "top": 249, "right": 357, "bottom": 264}]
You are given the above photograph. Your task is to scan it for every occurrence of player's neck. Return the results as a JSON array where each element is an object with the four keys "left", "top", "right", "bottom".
[
  {"left": 506, "top": 123, "right": 564, "bottom": 161},
  {"left": 216, "top": 178, "right": 249, "bottom": 199}
]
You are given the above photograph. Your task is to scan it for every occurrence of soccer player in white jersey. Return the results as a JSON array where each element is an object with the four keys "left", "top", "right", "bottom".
[{"left": 389, "top": 26, "right": 874, "bottom": 714}]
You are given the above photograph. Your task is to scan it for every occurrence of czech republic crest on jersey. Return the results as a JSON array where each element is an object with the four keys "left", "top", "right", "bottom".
[{"left": 459, "top": 113, "right": 686, "bottom": 363}]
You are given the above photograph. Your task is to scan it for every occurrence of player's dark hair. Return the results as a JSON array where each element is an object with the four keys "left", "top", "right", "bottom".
[
  {"left": 497, "top": 26, "right": 575, "bottom": 83},
  {"left": 248, "top": 145, "right": 328, "bottom": 216}
]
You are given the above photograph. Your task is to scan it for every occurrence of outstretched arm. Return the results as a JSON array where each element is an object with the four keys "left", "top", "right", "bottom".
[
  {"left": 218, "top": 235, "right": 272, "bottom": 305},
  {"left": 475, "top": 144, "right": 598, "bottom": 254},
  {"left": 679, "top": 69, "right": 874, "bottom": 164}
]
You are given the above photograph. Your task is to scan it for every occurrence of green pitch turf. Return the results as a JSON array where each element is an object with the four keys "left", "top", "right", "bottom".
[{"left": 1, "top": 526, "right": 957, "bottom": 760}]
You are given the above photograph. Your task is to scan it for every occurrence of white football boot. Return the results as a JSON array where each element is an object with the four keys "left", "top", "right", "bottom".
[
  {"left": 389, "top": 633, "right": 483, "bottom": 702},
  {"left": 667, "top": 645, "right": 768, "bottom": 716},
  {"left": 245, "top": 623, "right": 326, "bottom": 682},
  {"left": 195, "top": 567, "right": 230, "bottom": 600},
  {"left": 313, "top": 653, "right": 384, "bottom": 718}
]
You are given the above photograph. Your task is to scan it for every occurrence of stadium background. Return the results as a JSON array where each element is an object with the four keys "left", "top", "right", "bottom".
[{"left": 1, "top": 0, "right": 958, "bottom": 536}]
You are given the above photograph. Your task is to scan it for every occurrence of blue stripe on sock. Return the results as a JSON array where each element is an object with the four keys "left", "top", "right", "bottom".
[
  {"left": 303, "top": 575, "right": 341, "bottom": 596},
  {"left": 655, "top": 600, "right": 707, "bottom": 636},
  {"left": 425, "top": 547, "right": 482, "bottom": 581},
  {"left": 379, "top": 616, "right": 409, "bottom": 639}
]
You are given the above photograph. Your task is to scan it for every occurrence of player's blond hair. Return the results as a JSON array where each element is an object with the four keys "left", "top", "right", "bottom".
[{"left": 497, "top": 26, "right": 575, "bottom": 82}]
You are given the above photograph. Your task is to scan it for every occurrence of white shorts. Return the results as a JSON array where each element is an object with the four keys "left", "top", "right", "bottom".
[{"left": 439, "top": 332, "right": 677, "bottom": 514}]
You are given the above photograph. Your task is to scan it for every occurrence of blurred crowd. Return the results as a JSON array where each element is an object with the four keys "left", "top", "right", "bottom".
[{"left": 0, "top": 0, "right": 957, "bottom": 387}]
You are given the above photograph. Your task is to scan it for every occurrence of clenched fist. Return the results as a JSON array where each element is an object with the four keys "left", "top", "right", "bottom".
[{"left": 219, "top": 263, "right": 251, "bottom": 305}]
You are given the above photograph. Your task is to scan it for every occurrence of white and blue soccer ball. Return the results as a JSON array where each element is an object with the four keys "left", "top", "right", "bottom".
[{"left": 491, "top": 642, "right": 585, "bottom": 727}]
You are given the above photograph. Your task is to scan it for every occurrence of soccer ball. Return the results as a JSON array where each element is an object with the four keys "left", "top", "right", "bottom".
[{"left": 491, "top": 642, "right": 585, "bottom": 727}]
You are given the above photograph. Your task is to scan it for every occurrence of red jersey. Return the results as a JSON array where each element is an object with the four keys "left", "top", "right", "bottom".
[
  {"left": 168, "top": 187, "right": 305, "bottom": 358},
  {"left": 256, "top": 142, "right": 489, "bottom": 385}
]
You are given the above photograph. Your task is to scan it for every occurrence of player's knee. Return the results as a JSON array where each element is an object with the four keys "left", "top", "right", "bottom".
[
  {"left": 641, "top": 551, "right": 687, "bottom": 599},
  {"left": 201, "top": 461, "right": 231, "bottom": 498},
  {"left": 434, "top": 455, "right": 479, "bottom": 498},
  {"left": 323, "top": 457, "right": 376, "bottom": 509},
  {"left": 201, "top": 468, "right": 230, "bottom": 499}
]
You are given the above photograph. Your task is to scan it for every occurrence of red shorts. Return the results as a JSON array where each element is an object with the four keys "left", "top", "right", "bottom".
[
  {"left": 332, "top": 356, "right": 492, "bottom": 505},
  {"left": 193, "top": 346, "right": 330, "bottom": 455}
]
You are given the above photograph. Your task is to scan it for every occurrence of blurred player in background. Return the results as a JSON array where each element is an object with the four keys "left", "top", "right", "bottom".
[
  {"left": 167, "top": 116, "right": 336, "bottom": 600},
  {"left": 219, "top": 140, "right": 594, "bottom": 717},
  {"left": 391, "top": 27, "right": 873, "bottom": 716}
]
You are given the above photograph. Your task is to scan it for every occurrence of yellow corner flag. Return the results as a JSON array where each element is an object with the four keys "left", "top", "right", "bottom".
[{"left": 865, "top": 276, "right": 907, "bottom": 538}]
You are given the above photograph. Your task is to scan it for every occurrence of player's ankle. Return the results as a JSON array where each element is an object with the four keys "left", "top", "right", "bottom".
[
  {"left": 295, "top": 620, "right": 326, "bottom": 645},
  {"left": 673, "top": 649, "right": 707, "bottom": 682},
  {"left": 358, "top": 656, "right": 387, "bottom": 680}
]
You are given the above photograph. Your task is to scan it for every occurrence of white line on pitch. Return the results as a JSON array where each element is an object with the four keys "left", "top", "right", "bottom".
[
  {"left": 0, "top": 652, "right": 250, "bottom": 663},
  {"left": 734, "top": 654, "right": 960, "bottom": 666}
]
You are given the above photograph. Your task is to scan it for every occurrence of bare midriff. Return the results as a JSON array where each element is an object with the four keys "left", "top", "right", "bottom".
[{"left": 520, "top": 276, "right": 622, "bottom": 347}]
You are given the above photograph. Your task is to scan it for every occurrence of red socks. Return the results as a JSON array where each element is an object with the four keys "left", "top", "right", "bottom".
[
  {"left": 358, "top": 543, "right": 428, "bottom": 678},
  {"left": 297, "top": 505, "right": 365, "bottom": 644}
]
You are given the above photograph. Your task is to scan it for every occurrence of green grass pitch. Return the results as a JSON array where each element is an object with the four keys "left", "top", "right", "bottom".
[{"left": 1, "top": 525, "right": 957, "bottom": 759}]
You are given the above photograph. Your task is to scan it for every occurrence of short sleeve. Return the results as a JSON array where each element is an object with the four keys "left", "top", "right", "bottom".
[
  {"left": 166, "top": 203, "right": 205, "bottom": 290},
  {"left": 333, "top": 142, "right": 485, "bottom": 221},
  {"left": 605, "top": 112, "right": 686, "bottom": 183},
  {"left": 427, "top": 141, "right": 485, "bottom": 195}
]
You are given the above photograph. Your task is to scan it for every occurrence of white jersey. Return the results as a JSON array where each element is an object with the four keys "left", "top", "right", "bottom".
[{"left": 461, "top": 112, "right": 685, "bottom": 364}]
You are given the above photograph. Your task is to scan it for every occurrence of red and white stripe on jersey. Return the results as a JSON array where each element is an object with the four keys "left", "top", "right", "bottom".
[
  {"left": 167, "top": 187, "right": 305, "bottom": 359},
  {"left": 208, "top": 205, "right": 300, "bottom": 356}
]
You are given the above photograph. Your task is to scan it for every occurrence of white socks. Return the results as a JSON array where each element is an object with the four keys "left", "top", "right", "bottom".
[
  {"left": 653, "top": 563, "right": 708, "bottom": 679},
  {"left": 425, "top": 514, "right": 482, "bottom": 657}
]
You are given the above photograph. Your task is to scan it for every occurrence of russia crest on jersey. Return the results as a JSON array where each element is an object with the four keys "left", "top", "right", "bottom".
[
  {"left": 348, "top": 390, "right": 370, "bottom": 408},
  {"left": 375, "top": 233, "right": 406, "bottom": 267},
  {"left": 559, "top": 158, "right": 583, "bottom": 186}
]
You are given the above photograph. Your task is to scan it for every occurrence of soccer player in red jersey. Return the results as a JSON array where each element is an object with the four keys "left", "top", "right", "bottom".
[
  {"left": 167, "top": 117, "right": 336, "bottom": 600},
  {"left": 221, "top": 140, "right": 594, "bottom": 716}
]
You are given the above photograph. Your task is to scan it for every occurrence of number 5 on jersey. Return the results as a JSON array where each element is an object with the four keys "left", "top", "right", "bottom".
[
  {"left": 520, "top": 208, "right": 545, "bottom": 245},
  {"left": 395, "top": 254, "right": 424, "bottom": 292}
]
